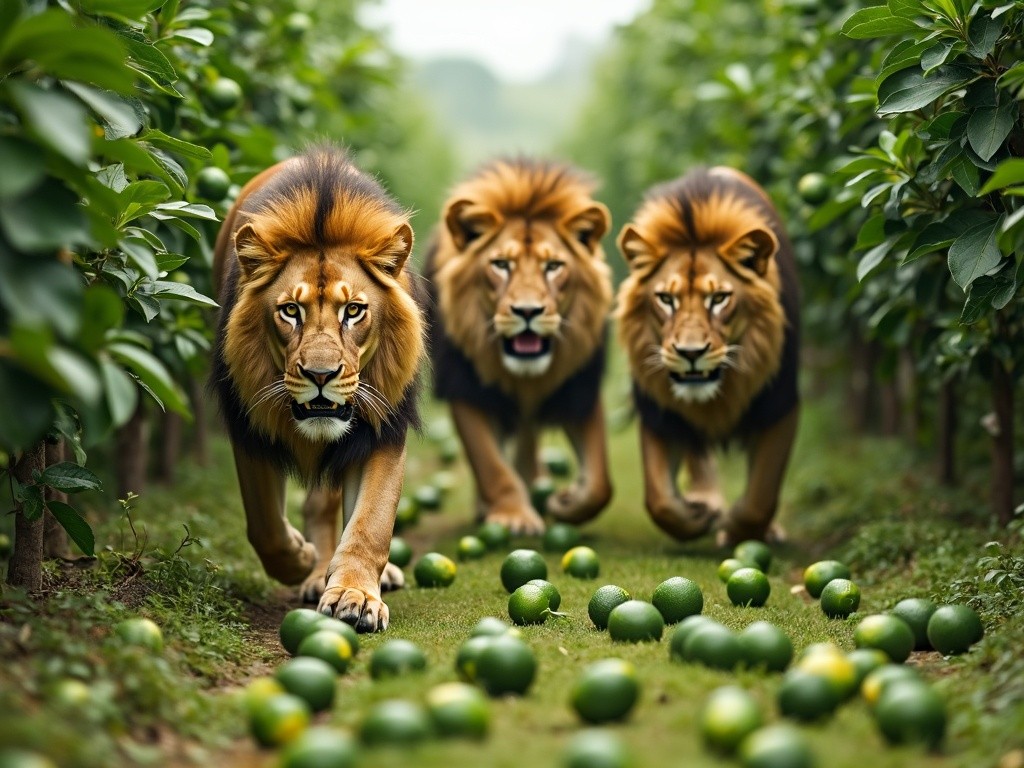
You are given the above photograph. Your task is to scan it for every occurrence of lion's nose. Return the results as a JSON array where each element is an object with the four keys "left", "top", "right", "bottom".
[
  {"left": 674, "top": 343, "right": 710, "bottom": 363},
  {"left": 298, "top": 364, "right": 343, "bottom": 388},
  {"left": 510, "top": 304, "right": 544, "bottom": 321}
]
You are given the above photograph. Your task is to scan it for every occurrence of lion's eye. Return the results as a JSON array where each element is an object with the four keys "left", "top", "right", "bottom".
[
  {"left": 490, "top": 258, "right": 512, "bottom": 273},
  {"left": 279, "top": 303, "right": 301, "bottom": 321},
  {"left": 343, "top": 303, "right": 366, "bottom": 323},
  {"left": 706, "top": 291, "right": 732, "bottom": 311},
  {"left": 544, "top": 260, "right": 565, "bottom": 274},
  {"left": 655, "top": 292, "right": 676, "bottom": 310}
]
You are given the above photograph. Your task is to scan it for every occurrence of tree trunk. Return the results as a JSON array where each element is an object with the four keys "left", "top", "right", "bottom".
[
  {"left": 43, "top": 441, "right": 69, "bottom": 559},
  {"left": 116, "top": 401, "right": 149, "bottom": 499},
  {"left": 7, "top": 442, "right": 46, "bottom": 590},
  {"left": 156, "top": 411, "right": 183, "bottom": 484},
  {"left": 991, "top": 359, "right": 1015, "bottom": 526},
  {"left": 188, "top": 376, "right": 209, "bottom": 467},
  {"left": 937, "top": 377, "right": 957, "bottom": 486}
]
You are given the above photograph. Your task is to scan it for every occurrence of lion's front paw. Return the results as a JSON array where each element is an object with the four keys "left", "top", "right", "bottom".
[
  {"left": 318, "top": 583, "right": 389, "bottom": 633},
  {"left": 547, "top": 483, "right": 609, "bottom": 524},
  {"left": 299, "top": 568, "right": 327, "bottom": 604},
  {"left": 380, "top": 562, "right": 405, "bottom": 593},
  {"left": 257, "top": 529, "right": 317, "bottom": 585},
  {"left": 485, "top": 504, "right": 545, "bottom": 536},
  {"left": 647, "top": 497, "right": 718, "bottom": 541}
]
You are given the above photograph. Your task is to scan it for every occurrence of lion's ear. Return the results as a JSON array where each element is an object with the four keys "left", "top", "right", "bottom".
[
  {"left": 617, "top": 225, "right": 659, "bottom": 272},
  {"left": 565, "top": 203, "right": 610, "bottom": 254},
  {"left": 444, "top": 198, "right": 499, "bottom": 250},
  {"left": 234, "top": 223, "right": 276, "bottom": 278},
  {"left": 367, "top": 222, "right": 414, "bottom": 277},
  {"left": 719, "top": 228, "right": 778, "bottom": 276}
]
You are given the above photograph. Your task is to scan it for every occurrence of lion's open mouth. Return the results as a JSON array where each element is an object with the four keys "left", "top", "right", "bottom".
[
  {"left": 669, "top": 368, "right": 722, "bottom": 385},
  {"left": 290, "top": 396, "right": 353, "bottom": 421},
  {"left": 503, "top": 331, "right": 551, "bottom": 359}
]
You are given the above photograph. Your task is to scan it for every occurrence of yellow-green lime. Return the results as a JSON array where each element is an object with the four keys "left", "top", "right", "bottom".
[
  {"left": 802, "top": 560, "right": 851, "bottom": 599},
  {"left": 890, "top": 597, "right": 937, "bottom": 650},
  {"left": 0, "top": 750, "right": 57, "bottom": 768},
  {"left": 369, "top": 639, "right": 427, "bottom": 679},
  {"left": 388, "top": 537, "right": 413, "bottom": 567},
  {"left": 734, "top": 540, "right": 772, "bottom": 572},
  {"left": 738, "top": 621, "right": 793, "bottom": 672},
  {"left": 413, "top": 552, "right": 457, "bottom": 588},
  {"left": 432, "top": 470, "right": 457, "bottom": 496},
  {"left": 699, "top": 686, "right": 763, "bottom": 754},
  {"left": 795, "top": 646, "right": 858, "bottom": 700},
  {"left": 393, "top": 496, "right": 419, "bottom": 532},
  {"left": 739, "top": 724, "right": 815, "bottom": 768},
  {"left": 455, "top": 636, "right": 494, "bottom": 682},
  {"left": 508, "top": 583, "right": 551, "bottom": 625},
  {"left": 874, "top": 681, "right": 946, "bottom": 749},
  {"left": 846, "top": 648, "right": 890, "bottom": 688},
  {"left": 570, "top": 658, "right": 640, "bottom": 724},
  {"left": 527, "top": 578, "right": 561, "bottom": 610},
  {"left": 243, "top": 677, "right": 285, "bottom": 716},
  {"left": 471, "top": 616, "right": 512, "bottom": 638},
  {"left": 588, "top": 584, "right": 631, "bottom": 630},
  {"left": 683, "top": 622, "right": 743, "bottom": 670},
  {"left": 0, "top": 532, "right": 11, "bottom": 559},
  {"left": 563, "top": 729, "right": 630, "bottom": 768},
  {"left": 249, "top": 692, "right": 310, "bottom": 747},
  {"left": 561, "top": 545, "right": 600, "bottom": 578},
  {"left": 274, "top": 657, "right": 337, "bottom": 712},
  {"left": 358, "top": 699, "right": 432, "bottom": 747},
  {"left": 278, "top": 726, "right": 357, "bottom": 768},
  {"left": 113, "top": 617, "right": 163, "bottom": 653},
  {"left": 283, "top": 11, "right": 312, "bottom": 38},
  {"left": 279, "top": 608, "right": 326, "bottom": 656},
  {"left": 854, "top": 613, "right": 915, "bottom": 663},
  {"left": 819, "top": 578, "right": 860, "bottom": 618},
  {"left": 296, "top": 630, "right": 353, "bottom": 674},
  {"left": 541, "top": 445, "right": 572, "bottom": 477},
  {"left": 426, "top": 682, "right": 490, "bottom": 739},
  {"left": 475, "top": 635, "right": 537, "bottom": 696},
  {"left": 651, "top": 576, "right": 703, "bottom": 624},
  {"left": 926, "top": 604, "right": 984, "bottom": 655},
  {"left": 531, "top": 475, "right": 557, "bottom": 512},
  {"left": 669, "top": 616, "right": 718, "bottom": 662},
  {"left": 413, "top": 484, "right": 442, "bottom": 511},
  {"left": 457, "top": 535, "right": 487, "bottom": 561},
  {"left": 501, "top": 549, "right": 548, "bottom": 592},
  {"left": 607, "top": 600, "right": 664, "bottom": 643},
  {"left": 307, "top": 617, "right": 360, "bottom": 656},
  {"left": 777, "top": 669, "right": 839, "bottom": 721},
  {"left": 718, "top": 557, "right": 749, "bottom": 583},
  {"left": 204, "top": 77, "right": 243, "bottom": 112},
  {"left": 195, "top": 166, "right": 231, "bottom": 202},
  {"left": 543, "top": 522, "right": 581, "bottom": 553},
  {"left": 797, "top": 172, "right": 830, "bottom": 205},
  {"left": 861, "top": 664, "right": 921, "bottom": 707},
  {"left": 477, "top": 521, "right": 511, "bottom": 550},
  {"left": 727, "top": 568, "right": 771, "bottom": 607},
  {"left": 47, "top": 679, "right": 91, "bottom": 709}
]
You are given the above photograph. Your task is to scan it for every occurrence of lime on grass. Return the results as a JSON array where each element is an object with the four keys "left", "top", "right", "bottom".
[
  {"left": 426, "top": 682, "right": 490, "bottom": 739},
  {"left": 795, "top": 646, "right": 858, "bottom": 700},
  {"left": 531, "top": 476, "right": 557, "bottom": 512},
  {"left": 607, "top": 600, "right": 664, "bottom": 643},
  {"left": 432, "top": 470, "right": 457, "bottom": 496},
  {"left": 683, "top": 622, "right": 743, "bottom": 671},
  {"left": 249, "top": 692, "right": 310, "bottom": 747},
  {"left": 296, "top": 630, "right": 353, "bottom": 674},
  {"left": 738, "top": 621, "right": 792, "bottom": 672},
  {"left": 389, "top": 537, "right": 412, "bottom": 568},
  {"left": 874, "top": 681, "right": 946, "bottom": 749},
  {"left": 651, "top": 576, "right": 703, "bottom": 624},
  {"left": 588, "top": 585, "right": 631, "bottom": 630},
  {"left": 477, "top": 521, "right": 511, "bottom": 550},
  {"left": 734, "top": 540, "right": 772, "bottom": 571},
  {"left": 527, "top": 578, "right": 561, "bottom": 610},
  {"left": 669, "top": 616, "right": 718, "bottom": 662},
  {"left": 280, "top": 609, "right": 327, "bottom": 656},
  {"left": 309, "top": 617, "right": 360, "bottom": 656},
  {"left": 243, "top": 677, "right": 285, "bottom": 715},
  {"left": 47, "top": 679, "right": 92, "bottom": 708},
  {"left": 476, "top": 635, "right": 537, "bottom": 696},
  {"left": 562, "top": 546, "right": 600, "bottom": 578},
  {"left": 508, "top": 583, "right": 553, "bottom": 625},
  {"left": 543, "top": 522, "right": 581, "bottom": 553},
  {"left": 370, "top": 639, "right": 427, "bottom": 679},
  {"left": 457, "top": 535, "right": 487, "bottom": 561},
  {"left": 890, "top": 597, "right": 937, "bottom": 650},
  {"left": 927, "top": 604, "right": 984, "bottom": 655},
  {"left": 803, "top": 560, "right": 851, "bottom": 599},
  {"left": 359, "top": 699, "right": 432, "bottom": 747},
  {"left": 414, "top": 552, "right": 457, "bottom": 587},
  {"left": 861, "top": 664, "right": 921, "bottom": 707},
  {"left": 501, "top": 549, "right": 548, "bottom": 592},
  {"left": 727, "top": 567, "right": 771, "bottom": 607},
  {"left": 854, "top": 614, "right": 915, "bottom": 663},
  {"left": 777, "top": 669, "right": 839, "bottom": 722},
  {"left": 455, "top": 636, "right": 494, "bottom": 682},
  {"left": 699, "top": 686, "right": 763, "bottom": 754},
  {"left": 846, "top": 648, "right": 890, "bottom": 689},
  {"left": 278, "top": 727, "right": 357, "bottom": 768},
  {"left": 275, "top": 657, "right": 337, "bottom": 712},
  {"left": 472, "top": 616, "right": 512, "bottom": 638},
  {"left": 393, "top": 496, "right": 419, "bottom": 532},
  {"left": 414, "top": 484, "right": 442, "bottom": 511},
  {"left": 113, "top": 617, "right": 163, "bottom": 653},
  {"left": 571, "top": 658, "right": 640, "bottom": 724},
  {"left": 563, "top": 729, "right": 630, "bottom": 768},
  {"left": 541, "top": 445, "right": 572, "bottom": 477},
  {"left": 718, "top": 557, "right": 749, "bottom": 583},
  {"left": 820, "top": 578, "right": 860, "bottom": 618},
  {"left": 739, "top": 724, "right": 815, "bottom": 768}
]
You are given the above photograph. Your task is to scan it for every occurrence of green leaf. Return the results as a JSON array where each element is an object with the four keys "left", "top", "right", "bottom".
[
  {"left": 949, "top": 154, "right": 980, "bottom": 195},
  {"left": 108, "top": 342, "right": 189, "bottom": 415},
  {"left": 903, "top": 219, "right": 960, "bottom": 263},
  {"left": 920, "top": 40, "right": 956, "bottom": 74},
  {"left": 960, "top": 269, "right": 1016, "bottom": 324},
  {"left": 857, "top": 239, "right": 895, "bottom": 282},
  {"left": 948, "top": 217, "right": 1004, "bottom": 290},
  {"left": 20, "top": 484, "right": 45, "bottom": 521},
  {"left": 967, "top": 13, "right": 1003, "bottom": 58},
  {"left": 62, "top": 82, "right": 142, "bottom": 140},
  {"left": 978, "top": 158, "right": 1024, "bottom": 195},
  {"left": 151, "top": 201, "right": 218, "bottom": 221},
  {"left": 39, "top": 462, "right": 103, "bottom": 493},
  {"left": 46, "top": 500, "right": 95, "bottom": 556},
  {"left": 877, "top": 39, "right": 934, "bottom": 84},
  {"left": 156, "top": 253, "right": 189, "bottom": 272},
  {"left": 150, "top": 280, "right": 219, "bottom": 308},
  {"left": 120, "top": 238, "right": 159, "bottom": 279},
  {"left": 877, "top": 64, "right": 975, "bottom": 115},
  {"left": 888, "top": 0, "right": 926, "bottom": 18},
  {"left": 77, "top": 284, "right": 124, "bottom": 353},
  {"left": 171, "top": 27, "right": 214, "bottom": 46},
  {"left": 0, "top": 136, "right": 44, "bottom": 198},
  {"left": 967, "top": 101, "right": 1015, "bottom": 162},
  {"left": 77, "top": 0, "right": 166, "bottom": 21},
  {"left": 121, "top": 37, "right": 180, "bottom": 95},
  {"left": 842, "top": 6, "right": 924, "bottom": 38},
  {"left": 139, "top": 129, "right": 212, "bottom": 162},
  {"left": 100, "top": 356, "right": 139, "bottom": 427},
  {"left": 7, "top": 81, "right": 90, "bottom": 165}
]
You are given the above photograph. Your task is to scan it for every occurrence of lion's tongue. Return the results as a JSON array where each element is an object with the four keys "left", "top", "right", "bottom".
[{"left": 512, "top": 332, "right": 543, "bottom": 355}]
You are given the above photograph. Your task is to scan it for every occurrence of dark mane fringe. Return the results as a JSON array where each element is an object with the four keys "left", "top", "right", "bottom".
[{"left": 456, "top": 157, "right": 598, "bottom": 221}]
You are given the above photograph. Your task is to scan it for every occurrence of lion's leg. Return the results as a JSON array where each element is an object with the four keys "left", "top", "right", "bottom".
[
  {"left": 512, "top": 420, "right": 541, "bottom": 488},
  {"left": 451, "top": 400, "right": 544, "bottom": 535},
  {"left": 298, "top": 487, "right": 341, "bottom": 603},
  {"left": 547, "top": 400, "right": 612, "bottom": 524},
  {"left": 682, "top": 449, "right": 725, "bottom": 521},
  {"left": 318, "top": 443, "right": 405, "bottom": 632},
  {"left": 719, "top": 406, "right": 799, "bottom": 545},
  {"left": 640, "top": 424, "right": 718, "bottom": 540},
  {"left": 232, "top": 445, "right": 316, "bottom": 584}
]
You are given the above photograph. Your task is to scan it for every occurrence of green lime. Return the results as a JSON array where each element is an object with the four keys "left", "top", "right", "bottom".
[
  {"left": 727, "top": 568, "right": 771, "bottom": 607},
  {"left": 802, "top": 560, "right": 851, "bottom": 599},
  {"left": 926, "top": 604, "right": 984, "bottom": 655},
  {"left": 541, "top": 445, "right": 572, "bottom": 477},
  {"left": 0, "top": 751, "right": 58, "bottom": 768},
  {"left": 47, "top": 678, "right": 92, "bottom": 708},
  {"left": 456, "top": 535, "right": 488, "bottom": 561},
  {"left": 854, "top": 613, "right": 916, "bottom": 663},
  {"left": 278, "top": 726, "right": 357, "bottom": 768},
  {"left": 651, "top": 576, "right": 704, "bottom": 624},
  {"left": 394, "top": 496, "right": 419, "bottom": 532},
  {"left": 683, "top": 623, "right": 743, "bottom": 670},
  {"left": 797, "top": 172, "right": 830, "bottom": 205},
  {"left": 249, "top": 692, "right": 310, "bottom": 747},
  {"left": 570, "top": 658, "right": 640, "bottom": 724},
  {"left": 477, "top": 521, "right": 511, "bottom": 550},
  {"left": 738, "top": 621, "right": 793, "bottom": 672},
  {"left": 296, "top": 630, "right": 353, "bottom": 674},
  {"left": 359, "top": 699, "right": 432, "bottom": 747},
  {"left": 794, "top": 646, "right": 858, "bottom": 700},
  {"left": 471, "top": 616, "right": 511, "bottom": 638},
  {"left": 561, "top": 546, "right": 600, "bottom": 578},
  {"left": 531, "top": 476, "right": 557, "bottom": 512},
  {"left": 846, "top": 648, "right": 890, "bottom": 689},
  {"left": 113, "top": 617, "right": 163, "bottom": 653},
  {"left": 819, "top": 578, "right": 860, "bottom": 618},
  {"left": 874, "top": 681, "right": 946, "bottom": 749},
  {"left": 890, "top": 597, "right": 937, "bottom": 650},
  {"left": 455, "top": 636, "right": 495, "bottom": 682},
  {"left": 0, "top": 532, "right": 11, "bottom": 559},
  {"left": 777, "top": 669, "right": 839, "bottom": 721},
  {"left": 205, "top": 77, "right": 243, "bottom": 112},
  {"left": 501, "top": 549, "right": 548, "bottom": 592},
  {"left": 699, "top": 685, "right": 763, "bottom": 754},
  {"left": 563, "top": 729, "right": 630, "bottom": 768},
  {"left": 861, "top": 664, "right": 921, "bottom": 707},
  {"left": 414, "top": 484, "right": 442, "bottom": 511},
  {"left": 307, "top": 617, "right": 360, "bottom": 656},
  {"left": 527, "top": 578, "right": 561, "bottom": 610},
  {"left": 389, "top": 537, "right": 413, "bottom": 568},
  {"left": 426, "top": 682, "right": 490, "bottom": 739},
  {"left": 734, "top": 540, "right": 772, "bottom": 572},
  {"left": 283, "top": 12, "right": 312, "bottom": 38},
  {"left": 280, "top": 609, "right": 326, "bottom": 656},
  {"left": 508, "top": 584, "right": 551, "bottom": 626},
  {"left": 413, "top": 552, "right": 457, "bottom": 587},
  {"left": 588, "top": 584, "right": 631, "bottom": 630},
  {"left": 718, "top": 557, "right": 749, "bottom": 583},
  {"left": 432, "top": 470, "right": 457, "bottom": 496},
  {"left": 475, "top": 634, "right": 536, "bottom": 696},
  {"left": 796, "top": 641, "right": 841, "bottom": 662},
  {"left": 738, "top": 724, "right": 815, "bottom": 768},
  {"left": 669, "top": 616, "right": 718, "bottom": 662},
  {"left": 369, "top": 639, "right": 427, "bottom": 679},
  {"left": 543, "top": 522, "right": 581, "bottom": 553},
  {"left": 607, "top": 600, "right": 664, "bottom": 643},
  {"left": 274, "top": 657, "right": 337, "bottom": 712},
  {"left": 195, "top": 166, "right": 231, "bottom": 202},
  {"left": 243, "top": 677, "right": 285, "bottom": 715},
  {"left": 439, "top": 436, "right": 460, "bottom": 465}
]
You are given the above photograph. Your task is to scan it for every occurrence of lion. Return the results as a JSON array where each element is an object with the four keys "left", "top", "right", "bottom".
[
  {"left": 210, "top": 147, "right": 424, "bottom": 632},
  {"left": 425, "top": 158, "right": 615, "bottom": 535},
  {"left": 615, "top": 167, "right": 800, "bottom": 545}
]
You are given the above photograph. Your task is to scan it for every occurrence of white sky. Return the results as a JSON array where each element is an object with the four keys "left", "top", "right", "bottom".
[{"left": 361, "top": 0, "right": 650, "bottom": 82}]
